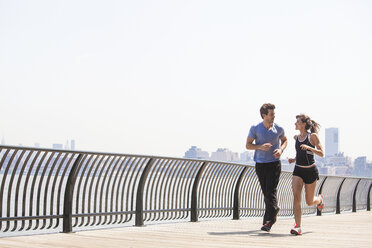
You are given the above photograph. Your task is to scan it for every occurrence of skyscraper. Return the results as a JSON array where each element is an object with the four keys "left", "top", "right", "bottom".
[
  {"left": 70, "top": 140, "right": 76, "bottom": 150},
  {"left": 184, "top": 146, "right": 209, "bottom": 159},
  {"left": 325, "top": 128, "right": 339, "bottom": 157}
]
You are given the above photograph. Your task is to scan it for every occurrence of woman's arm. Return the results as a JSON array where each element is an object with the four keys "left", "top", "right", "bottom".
[{"left": 300, "top": 133, "right": 324, "bottom": 157}]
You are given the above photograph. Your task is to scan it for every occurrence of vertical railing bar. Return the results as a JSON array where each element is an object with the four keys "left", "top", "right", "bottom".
[
  {"left": 48, "top": 152, "right": 69, "bottom": 229},
  {"left": 135, "top": 158, "right": 155, "bottom": 226},
  {"left": 352, "top": 179, "right": 362, "bottom": 212},
  {"left": 222, "top": 165, "right": 240, "bottom": 218},
  {"left": 172, "top": 160, "right": 189, "bottom": 220},
  {"left": 88, "top": 155, "right": 106, "bottom": 226},
  {"left": 212, "top": 164, "right": 226, "bottom": 218},
  {"left": 163, "top": 160, "right": 179, "bottom": 221},
  {"left": 92, "top": 155, "right": 112, "bottom": 226},
  {"left": 26, "top": 151, "right": 49, "bottom": 231},
  {"left": 81, "top": 154, "right": 102, "bottom": 226},
  {"left": 41, "top": 152, "right": 62, "bottom": 230},
  {"left": 239, "top": 168, "right": 252, "bottom": 217},
  {"left": 0, "top": 149, "right": 14, "bottom": 230},
  {"left": 13, "top": 150, "right": 34, "bottom": 231},
  {"left": 34, "top": 151, "right": 55, "bottom": 230},
  {"left": 147, "top": 159, "right": 165, "bottom": 222},
  {"left": 233, "top": 167, "right": 248, "bottom": 220},
  {"left": 367, "top": 181, "right": 372, "bottom": 211},
  {"left": 71, "top": 154, "right": 90, "bottom": 228},
  {"left": 336, "top": 178, "right": 346, "bottom": 214},
  {"left": 125, "top": 157, "right": 144, "bottom": 223},
  {"left": 110, "top": 156, "right": 128, "bottom": 224},
  {"left": 185, "top": 161, "right": 201, "bottom": 215},
  {"left": 166, "top": 160, "right": 183, "bottom": 221},
  {"left": 201, "top": 163, "right": 216, "bottom": 219},
  {"left": 98, "top": 155, "right": 118, "bottom": 225},
  {"left": 55, "top": 153, "right": 77, "bottom": 229},
  {"left": 62, "top": 154, "right": 84, "bottom": 233},
  {"left": 214, "top": 164, "right": 230, "bottom": 218},
  {"left": 74, "top": 154, "right": 94, "bottom": 227},
  {"left": 190, "top": 162, "right": 208, "bottom": 222},
  {"left": 20, "top": 150, "right": 41, "bottom": 231},
  {"left": 117, "top": 157, "right": 137, "bottom": 224},
  {"left": 105, "top": 156, "right": 123, "bottom": 225},
  {"left": 152, "top": 159, "right": 170, "bottom": 221},
  {"left": 180, "top": 160, "right": 197, "bottom": 219},
  {"left": 5, "top": 149, "right": 26, "bottom": 232},
  {"left": 123, "top": 157, "right": 144, "bottom": 224}
]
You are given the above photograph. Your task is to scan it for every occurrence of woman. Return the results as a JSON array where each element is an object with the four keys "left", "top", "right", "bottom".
[{"left": 288, "top": 114, "right": 325, "bottom": 235}]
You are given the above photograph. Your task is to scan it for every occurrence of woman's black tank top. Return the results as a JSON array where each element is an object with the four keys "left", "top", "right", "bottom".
[{"left": 295, "top": 134, "right": 315, "bottom": 166}]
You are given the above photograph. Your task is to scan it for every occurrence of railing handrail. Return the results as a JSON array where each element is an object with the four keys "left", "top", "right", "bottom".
[{"left": 1, "top": 144, "right": 370, "bottom": 179}]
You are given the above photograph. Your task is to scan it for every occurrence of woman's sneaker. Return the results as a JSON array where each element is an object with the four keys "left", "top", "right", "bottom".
[
  {"left": 317, "top": 194, "right": 324, "bottom": 211},
  {"left": 290, "top": 223, "right": 302, "bottom": 235}
]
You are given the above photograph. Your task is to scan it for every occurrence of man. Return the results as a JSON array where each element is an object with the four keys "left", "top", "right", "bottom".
[{"left": 246, "top": 103, "right": 287, "bottom": 232}]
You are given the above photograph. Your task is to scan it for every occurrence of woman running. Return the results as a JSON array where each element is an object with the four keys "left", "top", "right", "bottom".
[{"left": 288, "top": 114, "right": 325, "bottom": 235}]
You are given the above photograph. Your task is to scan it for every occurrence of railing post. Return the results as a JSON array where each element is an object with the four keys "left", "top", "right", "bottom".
[
  {"left": 317, "top": 176, "right": 327, "bottom": 216},
  {"left": 352, "top": 179, "right": 361, "bottom": 212},
  {"left": 233, "top": 167, "right": 248, "bottom": 220},
  {"left": 336, "top": 178, "right": 346, "bottom": 214},
  {"left": 367, "top": 181, "right": 372, "bottom": 211},
  {"left": 63, "top": 154, "right": 83, "bottom": 233},
  {"left": 135, "top": 158, "right": 155, "bottom": 226},
  {"left": 191, "top": 162, "right": 208, "bottom": 222}
]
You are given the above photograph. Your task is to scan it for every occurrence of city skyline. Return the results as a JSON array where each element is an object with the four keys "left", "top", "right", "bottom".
[
  {"left": 0, "top": 123, "right": 371, "bottom": 162},
  {"left": 1, "top": 1, "right": 371, "bottom": 161}
]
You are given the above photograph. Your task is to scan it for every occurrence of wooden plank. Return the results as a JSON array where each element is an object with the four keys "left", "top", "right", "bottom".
[{"left": 0, "top": 211, "right": 371, "bottom": 248}]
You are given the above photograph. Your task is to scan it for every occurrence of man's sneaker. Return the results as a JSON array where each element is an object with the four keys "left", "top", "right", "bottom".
[
  {"left": 261, "top": 221, "right": 273, "bottom": 232},
  {"left": 290, "top": 223, "right": 302, "bottom": 235},
  {"left": 272, "top": 207, "right": 280, "bottom": 224},
  {"left": 317, "top": 194, "right": 324, "bottom": 211}
]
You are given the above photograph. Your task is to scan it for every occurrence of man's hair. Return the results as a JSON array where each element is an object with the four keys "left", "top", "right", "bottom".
[{"left": 260, "top": 103, "right": 275, "bottom": 119}]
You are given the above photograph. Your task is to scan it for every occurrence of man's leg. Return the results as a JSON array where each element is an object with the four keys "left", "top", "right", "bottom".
[
  {"left": 265, "top": 161, "right": 281, "bottom": 222},
  {"left": 255, "top": 163, "right": 268, "bottom": 224}
]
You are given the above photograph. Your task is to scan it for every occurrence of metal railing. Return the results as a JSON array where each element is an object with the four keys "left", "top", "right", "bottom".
[{"left": 0, "top": 145, "right": 371, "bottom": 236}]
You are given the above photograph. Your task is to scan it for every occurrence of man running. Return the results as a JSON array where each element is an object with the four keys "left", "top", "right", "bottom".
[{"left": 246, "top": 103, "right": 288, "bottom": 232}]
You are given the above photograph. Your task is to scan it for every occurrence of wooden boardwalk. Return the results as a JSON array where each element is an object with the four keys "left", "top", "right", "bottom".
[{"left": 0, "top": 211, "right": 371, "bottom": 248}]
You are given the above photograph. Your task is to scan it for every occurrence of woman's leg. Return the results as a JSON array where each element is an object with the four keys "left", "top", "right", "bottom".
[
  {"left": 292, "top": 176, "right": 303, "bottom": 226},
  {"left": 304, "top": 181, "right": 322, "bottom": 206}
]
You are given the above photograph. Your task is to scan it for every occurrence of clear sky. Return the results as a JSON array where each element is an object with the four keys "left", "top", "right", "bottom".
[{"left": 1, "top": 0, "right": 371, "bottom": 160}]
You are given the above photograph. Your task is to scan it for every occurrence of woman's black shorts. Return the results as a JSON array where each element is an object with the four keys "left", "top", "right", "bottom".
[{"left": 292, "top": 165, "right": 319, "bottom": 184}]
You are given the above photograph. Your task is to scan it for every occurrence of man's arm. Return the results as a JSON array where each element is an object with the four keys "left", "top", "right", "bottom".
[
  {"left": 246, "top": 137, "right": 272, "bottom": 151},
  {"left": 273, "top": 136, "right": 288, "bottom": 159}
]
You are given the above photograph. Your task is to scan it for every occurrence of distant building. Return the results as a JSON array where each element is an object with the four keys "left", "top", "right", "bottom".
[
  {"left": 240, "top": 151, "right": 253, "bottom": 163},
  {"left": 52, "top": 144, "right": 63, "bottom": 149},
  {"left": 184, "top": 146, "right": 209, "bottom": 159},
  {"left": 71, "top": 140, "right": 76, "bottom": 150},
  {"left": 1, "top": 136, "right": 5, "bottom": 145},
  {"left": 326, "top": 153, "right": 351, "bottom": 167},
  {"left": 325, "top": 128, "right": 339, "bottom": 157},
  {"left": 211, "top": 148, "right": 239, "bottom": 162},
  {"left": 34, "top": 143, "right": 40, "bottom": 148},
  {"left": 315, "top": 152, "right": 352, "bottom": 176},
  {"left": 353, "top": 156, "right": 367, "bottom": 177}
]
